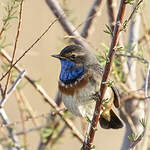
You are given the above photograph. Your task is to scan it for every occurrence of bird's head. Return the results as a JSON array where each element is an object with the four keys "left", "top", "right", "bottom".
[
  {"left": 51, "top": 45, "right": 98, "bottom": 84},
  {"left": 51, "top": 45, "right": 88, "bottom": 66}
]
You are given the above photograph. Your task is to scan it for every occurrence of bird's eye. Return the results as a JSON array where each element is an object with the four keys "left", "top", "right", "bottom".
[{"left": 71, "top": 54, "right": 76, "bottom": 59}]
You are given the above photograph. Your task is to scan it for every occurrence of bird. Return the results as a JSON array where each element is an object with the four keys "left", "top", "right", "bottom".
[{"left": 52, "top": 44, "right": 124, "bottom": 129}]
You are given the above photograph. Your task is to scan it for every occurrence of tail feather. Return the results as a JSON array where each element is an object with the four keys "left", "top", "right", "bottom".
[{"left": 99, "top": 109, "right": 124, "bottom": 129}]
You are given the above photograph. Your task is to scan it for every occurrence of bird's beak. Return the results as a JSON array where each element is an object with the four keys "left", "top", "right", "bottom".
[{"left": 51, "top": 54, "right": 61, "bottom": 59}]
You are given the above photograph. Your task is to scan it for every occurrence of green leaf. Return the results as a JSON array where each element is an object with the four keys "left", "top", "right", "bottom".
[
  {"left": 15, "top": 0, "right": 23, "bottom": 2},
  {"left": 121, "top": 20, "right": 128, "bottom": 32},
  {"left": 103, "top": 24, "right": 113, "bottom": 36},
  {"left": 128, "top": 133, "right": 138, "bottom": 142},
  {"left": 125, "top": 0, "right": 135, "bottom": 4},
  {"left": 91, "top": 145, "right": 96, "bottom": 150},
  {"left": 101, "top": 43, "right": 109, "bottom": 53},
  {"left": 85, "top": 115, "right": 91, "bottom": 123},
  {"left": 140, "top": 118, "right": 146, "bottom": 128},
  {"left": 102, "top": 80, "right": 114, "bottom": 87},
  {"left": 101, "top": 98, "right": 109, "bottom": 105}
]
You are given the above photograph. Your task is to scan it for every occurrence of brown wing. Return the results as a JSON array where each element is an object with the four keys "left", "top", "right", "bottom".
[
  {"left": 99, "top": 109, "right": 124, "bottom": 129},
  {"left": 86, "top": 63, "right": 120, "bottom": 108},
  {"left": 111, "top": 86, "right": 120, "bottom": 108}
]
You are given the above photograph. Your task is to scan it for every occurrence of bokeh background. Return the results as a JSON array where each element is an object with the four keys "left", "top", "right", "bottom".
[{"left": 0, "top": 0, "right": 150, "bottom": 149}]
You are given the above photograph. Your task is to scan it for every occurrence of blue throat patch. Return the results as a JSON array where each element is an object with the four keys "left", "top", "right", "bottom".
[{"left": 59, "top": 59, "right": 84, "bottom": 84}]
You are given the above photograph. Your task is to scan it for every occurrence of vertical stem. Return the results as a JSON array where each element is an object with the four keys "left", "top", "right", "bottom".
[
  {"left": 81, "top": 0, "right": 103, "bottom": 38},
  {"left": 4, "top": 0, "right": 24, "bottom": 97},
  {"left": 82, "top": 0, "right": 127, "bottom": 149},
  {"left": 121, "top": 2, "right": 144, "bottom": 150}
]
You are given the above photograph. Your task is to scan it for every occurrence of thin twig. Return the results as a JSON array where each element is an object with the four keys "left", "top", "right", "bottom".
[
  {"left": 0, "top": 50, "right": 84, "bottom": 142},
  {"left": 120, "top": 106, "right": 136, "bottom": 133},
  {"left": 15, "top": 91, "right": 27, "bottom": 149},
  {"left": 121, "top": 94, "right": 150, "bottom": 102},
  {"left": 106, "top": 0, "right": 130, "bottom": 76},
  {"left": 107, "top": 0, "right": 130, "bottom": 78},
  {"left": 125, "top": 0, "right": 143, "bottom": 28},
  {"left": 51, "top": 124, "right": 67, "bottom": 146},
  {"left": 64, "top": 35, "right": 96, "bottom": 50},
  {"left": 0, "top": 108, "right": 24, "bottom": 150},
  {"left": 45, "top": 0, "right": 90, "bottom": 50},
  {"left": 145, "top": 61, "right": 150, "bottom": 98},
  {"left": 140, "top": 12, "right": 150, "bottom": 43},
  {"left": 107, "top": 0, "right": 117, "bottom": 31},
  {"left": 116, "top": 53, "right": 148, "bottom": 64},
  {"left": 0, "top": 18, "right": 58, "bottom": 82},
  {"left": 0, "top": 108, "right": 65, "bottom": 129},
  {"left": 0, "top": 70, "right": 25, "bottom": 107},
  {"left": 38, "top": 97, "right": 65, "bottom": 149},
  {"left": 36, "top": 84, "right": 84, "bottom": 142},
  {"left": 130, "top": 132, "right": 144, "bottom": 149},
  {"left": 114, "top": 73, "right": 130, "bottom": 92},
  {"left": 138, "top": 29, "right": 150, "bottom": 43},
  {"left": 140, "top": 61, "right": 150, "bottom": 150},
  {"left": 0, "top": 127, "right": 11, "bottom": 144},
  {"left": 126, "top": 2, "right": 141, "bottom": 90},
  {"left": 0, "top": 112, "right": 50, "bottom": 128},
  {"left": 38, "top": 122, "right": 59, "bottom": 150},
  {"left": 0, "top": 123, "right": 53, "bottom": 142},
  {"left": 82, "top": 1, "right": 127, "bottom": 149},
  {"left": 81, "top": 0, "right": 103, "bottom": 38},
  {"left": 122, "top": 1, "right": 144, "bottom": 150},
  {"left": 0, "top": 1, "right": 16, "bottom": 38},
  {"left": 18, "top": 91, "right": 38, "bottom": 127},
  {"left": 4, "top": 0, "right": 24, "bottom": 97}
]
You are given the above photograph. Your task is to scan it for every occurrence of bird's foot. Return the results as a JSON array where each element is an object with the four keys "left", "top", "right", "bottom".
[{"left": 90, "top": 91, "right": 100, "bottom": 101}]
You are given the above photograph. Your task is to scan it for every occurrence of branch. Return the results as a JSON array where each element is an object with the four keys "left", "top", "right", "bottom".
[
  {"left": 18, "top": 90, "right": 39, "bottom": 127},
  {"left": 81, "top": 0, "right": 103, "bottom": 38},
  {"left": 45, "top": 0, "right": 90, "bottom": 50},
  {"left": 15, "top": 91, "right": 27, "bottom": 149},
  {"left": 130, "top": 131, "right": 144, "bottom": 149},
  {"left": 0, "top": 110, "right": 65, "bottom": 129},
  {"left": 125, "top": 0, "right": 143, "bottom": 27},
  {"left": 0, "top": 18, "right": 58, "bottom": 82},
  {"left": 37, "top": 96, "right": 65, "bottom": 149},
  {"left": 140, "top": 61, "right": 150, "bottom": 150},
  {"left": 0, "top": 123, "right": 51, "bottom": 142},
  {"left": 106, "top": 0, "right": 117, "bottom": 31},
  {"left": 38, "top": 122, "right": 59, "bottom": 150},
  {"left": 35, "top": 84, "right": 84, "bottom": 142},
  {"left": 51, "top": 124, "right": 67, "bottom": 146},
  {"left": 106, "top": 0, "right": 129, "bottom": 75},
  {"left": 116, "top": 53, "right": 148, "bottom": 64},
  {"left": 0, "top": 108, "right": 24, "bottom": 150},
  {"left": 126, "top": 66, "right": 150, "bottom": 149},
  {"left": 126, "top": 6, "right": 141, "bottom": 90},
  {"left": 0, "top": 70, "right": 25, "bottom": 107},
  {"left": 82, "top": 1, "right": 127, "bottom": 149},
  {"left": 4, "top": 0, "right": 24, "bottom": 97},
  {"left": 0, "top": 50, "right": 84, "bottom": 143},
  {"left": 138, "top": 29, "right": 150, "bottom": 43},
  {"left": 121, "top": 1, "right": 144, "bottom": 150},
  {"left": 0, "top": 1, "right": 16, "bottom": 38}
]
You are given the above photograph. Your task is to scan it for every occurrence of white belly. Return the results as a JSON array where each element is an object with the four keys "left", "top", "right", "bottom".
[
  {"left": 62, "top": 81, "right": 96, "bottom": 119},
  {"left": 62, "top": 81, "right": 113, "bottom": 120}
]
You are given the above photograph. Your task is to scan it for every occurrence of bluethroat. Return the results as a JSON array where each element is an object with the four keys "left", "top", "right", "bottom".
[{"left": 52, "top": 45, "right": 123, "bottom": 129}]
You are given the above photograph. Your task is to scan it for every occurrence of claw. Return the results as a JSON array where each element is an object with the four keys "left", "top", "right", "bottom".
[{"left": 90, "top": 91, "right": 100, "bottom": 101}]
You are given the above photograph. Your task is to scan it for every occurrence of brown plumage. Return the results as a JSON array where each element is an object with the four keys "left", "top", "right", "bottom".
[{"left": 58, "top": 74, "right": 89, "bottom": 96}]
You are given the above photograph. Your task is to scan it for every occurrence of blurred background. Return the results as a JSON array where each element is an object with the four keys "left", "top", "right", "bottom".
[{"left": 0, "top": 0, "right": 150, "bottom": 150}]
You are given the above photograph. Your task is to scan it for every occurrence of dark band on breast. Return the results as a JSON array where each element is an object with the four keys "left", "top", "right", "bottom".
[{"left": 58, "top": 74, "right": 89, "bottom": 96}]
